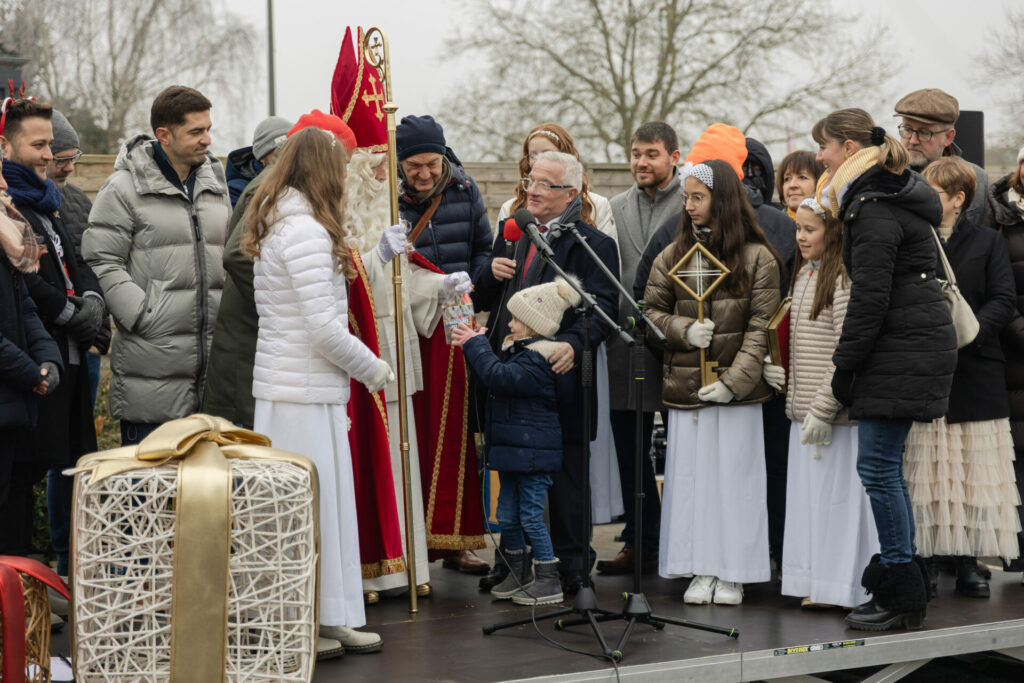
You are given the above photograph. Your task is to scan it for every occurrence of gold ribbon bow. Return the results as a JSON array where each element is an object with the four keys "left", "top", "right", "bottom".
[{"left": 73, "top": 414, "right": 319, "bottom": 683}]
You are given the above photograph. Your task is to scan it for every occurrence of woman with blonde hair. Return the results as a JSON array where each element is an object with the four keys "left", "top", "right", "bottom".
[
  {"left": 244, "top": 126, "right": 394, "bottom": 657},
  {"left": 811, "top": 108, "right": 956, "bottom": 630}
]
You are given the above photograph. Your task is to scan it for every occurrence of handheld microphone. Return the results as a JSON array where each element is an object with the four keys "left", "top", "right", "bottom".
[
  {"left": 502, "top": 217, "right": 522, "bottom": 260},
  {"left": 513, "top": 208, "right": 554, "bottom": 258}
]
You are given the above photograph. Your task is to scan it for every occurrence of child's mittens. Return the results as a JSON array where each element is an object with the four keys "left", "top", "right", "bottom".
[
  {"left": 696, "top": 380, "right": 733, "bottom": 404},
  {"left": 762, "top": 353, "right": 785, "bottom": 391},
  {"left": 685, "top": 319, "right": 714, "bottom": 348},
  {"left": 800, "top": 413, "right": 832, "bottom": 447},
  {"left": 363, "top": 359, "right": 395, "bottom": 394}
]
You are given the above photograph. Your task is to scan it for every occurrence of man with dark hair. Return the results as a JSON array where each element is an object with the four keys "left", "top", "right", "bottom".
[
  {"left": 83, "top": 85, "right": 229, "bottom": 445},
  {"left": 0, "top": 100, "right": 102, "bottom": 578},
  {"left": 597, "top": 121, "right": 680, "bottom": 575}
]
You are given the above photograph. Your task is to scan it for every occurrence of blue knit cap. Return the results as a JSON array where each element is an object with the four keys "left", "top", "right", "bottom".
[{"left": 396, "top": 115, "right": 446, "bottom": 160}]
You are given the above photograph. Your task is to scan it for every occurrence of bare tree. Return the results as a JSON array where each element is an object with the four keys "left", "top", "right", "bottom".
[
  {"left": 8, "top": 0, "right": 259, "bottom": 153},
  {"left": 439, "top": 0, "right": 896, "bottom": 162},
  {"left": 978, "top": 5, "right": 1024, "bottom": 147}
]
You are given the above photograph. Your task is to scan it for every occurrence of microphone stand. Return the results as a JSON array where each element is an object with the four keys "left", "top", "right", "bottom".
[{"left": 482, "top": 226, "right": 737, "bottom": 661}]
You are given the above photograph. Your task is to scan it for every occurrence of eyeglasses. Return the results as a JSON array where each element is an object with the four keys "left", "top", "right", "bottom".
[
  {"left": 681, "top": 193, "right": 708, "bottom": 206},
  {"left": 897, "top": 124, "right": 949, "bottom": 143},
  {"left": 520, "top": 177, "right": 572, "bottom": 193},
  {"left": 52, "top": 151, "right": 82, "bottom": 169}
]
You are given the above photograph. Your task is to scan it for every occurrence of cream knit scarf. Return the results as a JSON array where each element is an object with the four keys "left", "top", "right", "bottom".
[{"left": 826, "top": 146, "right": 883, "bottom": 218}]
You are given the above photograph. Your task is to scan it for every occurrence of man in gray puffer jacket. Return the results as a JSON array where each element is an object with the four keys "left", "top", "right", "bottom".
[{"left": 83, "top": 86, "right": 229, "bottom": 444}]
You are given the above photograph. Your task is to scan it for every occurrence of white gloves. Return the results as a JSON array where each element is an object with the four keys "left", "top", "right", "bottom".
[
  {"left": 364, "top": 359, "right": 395, "bottom": 394},
  {"left": 762, "top": 354, "right": 785, "bottom": 391},
  {"left": 685, "top": 319, "right": 714, "bottom": 349},
  {"left": 376, "top": 224, "right": 407, "bottom": 264},
  {"left": 697, "top": 381, "right": 734, "bottom": 404},
  {"left": 440, "top": 271, "right": 472, "bottom": 300},
  {"left": 801, "top": 413, "right": 832, "bottom": 447}
]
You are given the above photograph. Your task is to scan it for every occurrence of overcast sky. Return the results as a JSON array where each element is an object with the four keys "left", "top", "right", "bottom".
[{"left": 216, "top": 0, "right": 1017, "bottom": 158}]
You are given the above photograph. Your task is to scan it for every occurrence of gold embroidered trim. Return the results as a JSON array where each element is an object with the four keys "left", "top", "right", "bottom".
[
  {"left": 342, "top": 42, "right": 365, "bottom": 123},
  {"left": 425, "top": 534, "right": 486, "bottom": 550},
  {"left": 361, "top": 556, "right": 407, "bottom": 579},
  {"left": 424, "top": 341, "right": 455, "bottom": 538}
]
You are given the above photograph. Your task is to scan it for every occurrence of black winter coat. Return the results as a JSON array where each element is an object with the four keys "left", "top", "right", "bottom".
[
  {"left": 56, "top": 183, "right": 111, "bottom": 354},
  {"left": 991, "top": 174, "right": 1024, "bottom": 449},
  {"left": 17, "top": 205, "right": 99, "bottom": 465},
  {"left": 399, "top": 161, "right": 493, "bottom": 278},
  {"left": 473, "top": 203, "right": 619, "bottom": 442},
  {"left": 462, "top": 335, "right": 568, "bottom": 473},
  {"left": 833, "top": 167, "right": 957, "bottom": 420},
  {"left": 938, "top": 218, "right": 1016, "bottom": 423}
]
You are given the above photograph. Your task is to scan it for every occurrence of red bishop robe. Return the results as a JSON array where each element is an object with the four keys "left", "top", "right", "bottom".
[
  {"left": 408, "top": 251, "right": 485, "bottom": 558},
  {"left": 347, "top": 248, "right": 406, "bottom": 578}
]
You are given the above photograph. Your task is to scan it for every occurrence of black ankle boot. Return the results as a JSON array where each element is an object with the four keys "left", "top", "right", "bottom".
[
  {"left": 845, "top": 557, "right": 927, "bottom": 632},
  {"left": 923, "top": 557, "right": 938, "bottom": 599},
  {"left": 955, "top": 556, "right": 990, "bottom": 598}
]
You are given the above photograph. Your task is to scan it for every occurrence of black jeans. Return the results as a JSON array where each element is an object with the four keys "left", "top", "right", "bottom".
[
  {"left": 609, "top": 409, "right": 659, "bottom": 555},
  {"left": 762, "top": 395, "right": 790, "bottom": 562},
  {"left": 550, "top": 440, "right": 595, "bottom": 577},
  {"left": 0, "top": 459, "right": 47, "bottom": 556}
]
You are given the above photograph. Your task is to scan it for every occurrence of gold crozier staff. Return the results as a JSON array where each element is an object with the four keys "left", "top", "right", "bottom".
[{"left": 362, "top": 26, "right": 418, "bottom": 614}]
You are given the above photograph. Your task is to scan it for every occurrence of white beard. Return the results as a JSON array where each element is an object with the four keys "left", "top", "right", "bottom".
[{"left": 344, "top": 150, "right": 392, "bottom": 254}]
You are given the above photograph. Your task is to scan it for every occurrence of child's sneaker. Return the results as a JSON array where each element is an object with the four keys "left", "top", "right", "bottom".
[
  {"left": 713, "top": 580, "right": 743, "bottom": 605},
  {"left": 683, "top": 575, "right": 717, "bottom": 604},
  {"left": 511, "top": 559, "right": 563, "bottom": 605}
]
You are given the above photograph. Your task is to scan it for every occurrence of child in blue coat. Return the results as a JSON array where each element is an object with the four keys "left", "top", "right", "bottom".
[{"left": 452, "top": 275, "right": 581, "bottom": 606}]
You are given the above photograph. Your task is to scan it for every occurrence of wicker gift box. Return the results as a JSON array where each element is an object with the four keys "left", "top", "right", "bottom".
[
  {"left": 0, "top": 556, "right": 70, "bottom": 683},
  {"left": 70, "top": 415, "right": 320, "bottom": 682}
]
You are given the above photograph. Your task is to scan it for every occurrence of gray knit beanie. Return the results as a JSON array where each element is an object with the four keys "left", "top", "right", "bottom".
[
  {"left": 252, "top": 116, "right": 293, "bottom": 162},
  {"left": 50, "top": 110, "right": 80, "bottom": 154}
]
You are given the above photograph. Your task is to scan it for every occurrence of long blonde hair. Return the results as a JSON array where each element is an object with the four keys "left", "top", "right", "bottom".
[
  {"left": 811, "top": 108, "right": 909, "bottom": 176},
  {"left": 243, "top": 127, "right": 355, "bottom": 278}
]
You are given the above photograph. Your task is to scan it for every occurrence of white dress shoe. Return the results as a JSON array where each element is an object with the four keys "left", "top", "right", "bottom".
[
  {"left": 683, "top": 575, "right": 717, "bottom": 604},
  {"left": 713, "top": 580, "right": 744, "bottom": 605},
  {"left": 320, "top": 625, "right": 382, "bottom": 654}
]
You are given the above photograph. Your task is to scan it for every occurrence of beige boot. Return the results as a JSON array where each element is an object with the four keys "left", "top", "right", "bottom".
[
  {"left": 320, "top": 625, "right": 382, "bottom": 654},
  {"left": 316, "top": 636, "right": 344, "bottom": 660}
]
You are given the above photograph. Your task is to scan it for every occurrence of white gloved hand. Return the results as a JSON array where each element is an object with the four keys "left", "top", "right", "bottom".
[
  {"left": 800, "top": 413, "right": 832, "bottom": 447},
  {"left": 440, "top": 271, "right": 472, "bottom": 300},
  {"left": 762, "top": 353, "right": 785, "bottom": 392},
  {"left": 685, "top": 319, "right": 714, "bottom": 349},
  {"left": 376, "top": 224, "right": 407, "bottom": 264},
  {"left": 363, "top": 359, "right": 395, "bottom": 394},
  {"left": 697, "top": 381, "right": 734, "bottom": 404}
]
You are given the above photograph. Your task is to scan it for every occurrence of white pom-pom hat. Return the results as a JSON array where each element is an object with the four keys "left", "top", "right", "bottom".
[{"left": 507, "top": 275, "right": 584, "bottom": 337}]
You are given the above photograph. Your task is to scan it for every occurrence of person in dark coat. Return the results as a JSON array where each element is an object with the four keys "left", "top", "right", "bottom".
[
  {"left": 223, "top": 116, "right": 292, "bottom": 208},
  {"left": 812, "top": 108, "right": 956, "bottom": 631},
  {"left": 901, "top": 157, "right": 1018, "bottom": 599},
  {"left": 396, "top": 115, "right": 493, "bottom": 278},
  {"left": 474, "top": 151, "right": 620, "bottom": 593},
  {"left": 1, "top": 101, "right": 101, "bottom": 575},
  {"left": 455, "top": 276, "right": 582, "bottom": 606},
  {"left": 0, "top": 181, "right": 62, "bottom": 559},
  {"left": 991, "top": 146, "right": 1024, "bottom": 574}
]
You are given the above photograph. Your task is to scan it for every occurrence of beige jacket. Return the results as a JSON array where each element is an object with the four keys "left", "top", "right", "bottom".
[{"left": 784, "top": 262, "right": 852, "bottom": 424}]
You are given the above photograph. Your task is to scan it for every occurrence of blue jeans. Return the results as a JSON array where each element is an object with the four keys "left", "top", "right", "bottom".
[
  {"left": 47, "top": 467, "right": 75, "bottom": 576},
  {"left": 121, "top": 421, "right": 161, "bottom": 446},
  {"left": 86, "top": 352, "right": 101, "bottom": 411},
  {"left": 856, "top": 418, "right": 915, "bottom": 566},
  {"left": 496, "top": 471, "right": 555, "bottom": 562}
]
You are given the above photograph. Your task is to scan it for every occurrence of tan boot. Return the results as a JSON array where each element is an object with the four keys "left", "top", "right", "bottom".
[{"left": 320, "top": 625, "right": 382, "bottom": 654}]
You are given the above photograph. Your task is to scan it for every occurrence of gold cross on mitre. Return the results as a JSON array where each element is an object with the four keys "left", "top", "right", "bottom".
[
  {"left": 669, "top": 242, "right": 731, "bottom": 387},
  {"left": 362, "top": 73, "right": 385, "bottom": 122}
]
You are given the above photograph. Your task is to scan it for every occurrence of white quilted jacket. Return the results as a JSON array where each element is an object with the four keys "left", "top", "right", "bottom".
[{"left": 252, "top": 189, "right": 381, "bottom": 404}]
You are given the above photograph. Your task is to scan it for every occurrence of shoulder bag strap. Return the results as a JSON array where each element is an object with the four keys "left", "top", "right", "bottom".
[
  {"left": 407, "top": 194, "right": 443, "bottom": 244},
  {"left": 930, "top": 226, "right": 957, "bottom": 286}
]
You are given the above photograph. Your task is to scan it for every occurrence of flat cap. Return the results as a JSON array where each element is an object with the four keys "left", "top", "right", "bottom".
[{"left": 894, "top": 88, "right": 959, "bottom": 126}]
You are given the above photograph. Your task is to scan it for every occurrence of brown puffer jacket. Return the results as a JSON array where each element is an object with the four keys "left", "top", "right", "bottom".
[{"left": 645, "top": 241, "right": 780, "bottom": 409}]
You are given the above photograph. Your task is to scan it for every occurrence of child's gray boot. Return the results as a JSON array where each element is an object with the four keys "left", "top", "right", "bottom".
[
  {"left": 490, "top": 549, "right": 535, "bottom": 599},
  {"left": 511, "top": 559, "right": 564, "bottom": 605}
]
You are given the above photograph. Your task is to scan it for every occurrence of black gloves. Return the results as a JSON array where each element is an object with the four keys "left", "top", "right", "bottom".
[
  {"left": 66, "top": 294, "right": 105, "bottom": 346},
  {"left": 38, "top": 361, "right": 60, "bottom": 396},
  {"left": 831, "top": 367, "right": 854, "bottom": 407}
]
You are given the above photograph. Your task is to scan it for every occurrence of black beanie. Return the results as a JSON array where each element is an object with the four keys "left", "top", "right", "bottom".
[{"left": 396, "top": 115, "right": 447, "bottom": 160}]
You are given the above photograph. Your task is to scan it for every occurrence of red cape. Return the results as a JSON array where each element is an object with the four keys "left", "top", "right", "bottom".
[
  {"left": 347, "top": 249, "right": 406, "bottom": 578},
  {"left": 408, "top": 251, "right": 485, "bottom": 557}
]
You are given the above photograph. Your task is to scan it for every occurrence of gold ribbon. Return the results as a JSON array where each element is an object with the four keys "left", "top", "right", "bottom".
[{"left": 72, "top": 414, "right": 320, "bottom": 683}]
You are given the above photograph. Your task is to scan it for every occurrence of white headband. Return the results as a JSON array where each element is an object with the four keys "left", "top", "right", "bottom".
[
  {"left": 528, "top": 129, "right": 561, "bottom": 143},
  {"left": 678, "top": 161, "right": 714, "bottom": 194},
  {"left": 798, "top": 197, "right": 826, "bottom": 218}
]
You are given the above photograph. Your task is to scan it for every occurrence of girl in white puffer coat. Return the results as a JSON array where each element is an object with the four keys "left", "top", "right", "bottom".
[
  {"left": 243, "top": 126, "right": 393, "bottom": 658},
  {"left": 763, "top": 198, "right": 879, "bottom": 609}
]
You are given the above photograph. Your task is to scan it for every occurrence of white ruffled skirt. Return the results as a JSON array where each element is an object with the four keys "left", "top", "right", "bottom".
[{"left": 903, "top": 417, "right": 1021, "bottom": 558}]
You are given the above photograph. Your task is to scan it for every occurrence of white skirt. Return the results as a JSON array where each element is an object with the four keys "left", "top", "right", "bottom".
[
  {"left": 254, "top": 399, "right": 365, "bottom": 628},
  {"left": 591, "top": 343, "right": 624, "bottom": 524},
  {"left": 904, "top": 417, "right": 1021, "bottom": 558},
  {"left": 781, "top": 423, "right": 879, "bottom": 607},
  {"left": 363, "top": 393, "right": 431, "bottom": 591},
  {"left": 659, "top": 404, "right": 770, "bottom": 583}
]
